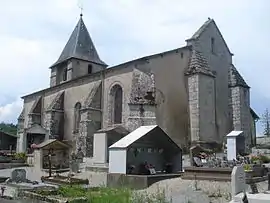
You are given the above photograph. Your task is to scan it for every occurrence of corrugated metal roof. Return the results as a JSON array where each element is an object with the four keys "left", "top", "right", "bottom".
[
  {"left": 226, "top": 131, "right": 243, "bottom": 137},
  {"left": 109, "top": 125, "right": 158, "bottom": 149}
]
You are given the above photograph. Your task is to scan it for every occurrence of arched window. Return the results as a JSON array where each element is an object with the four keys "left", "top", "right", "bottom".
[
  {"left": 74, "top": 102, "right": 81, "bottom": 132},
  {"left": 63, "top": 68, "right": 67, "bottom": 81},
  {"left": 88, "top": 64, "right": 93, "bottom": 74},
  {"left": 109, "top": 85, "right": 123, "bottom": 124}
]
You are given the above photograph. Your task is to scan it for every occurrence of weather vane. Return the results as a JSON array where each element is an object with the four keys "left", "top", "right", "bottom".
[{"left": 78, "top": 0, "right": 84, "bottom": 16}]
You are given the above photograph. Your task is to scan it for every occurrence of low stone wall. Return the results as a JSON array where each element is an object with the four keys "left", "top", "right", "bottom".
[
  {"left": 107, "top": 173, "right": 182, "bottom": 189},
  {"left": 182, "top": 167, "right": 232, "bottom": 181},
  {"left": 183, "top": 167, "right": 269, "bottom": 184},
  {"left": 0, "top": 163, "right": 28, "bottom": 169},
  {"left": 41, "top": 175, "right": 89, "bottom": 185}
]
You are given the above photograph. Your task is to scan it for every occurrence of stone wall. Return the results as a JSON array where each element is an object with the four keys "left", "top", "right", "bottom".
[
  {"left": 188, "top": 74, "right": 200, "bottom": 141},
  {"left": 187, "top": 20, "right": 232, "bottom": 143},
  {"left": 230, "top": 86, "right": 251, "bottom": 151}
]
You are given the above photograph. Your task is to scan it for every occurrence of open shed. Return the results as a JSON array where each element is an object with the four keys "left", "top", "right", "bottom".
[
  {"left": 34, "top": 139, "right": 71, "bottom": 170},
  {"left": 108, "top": 125, "right": 182, "bottom": 174}
]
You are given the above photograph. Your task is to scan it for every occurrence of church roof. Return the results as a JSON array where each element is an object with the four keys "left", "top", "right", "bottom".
[
  {"left": 229, "top": 64, "right": 250, "bottom": 88},
  {"left": 250, "top": 108, "right": 259, "bottom": 120},
  {"left": 189, "top": 18, "right": 214, "bottom": 40},
  {"left": 186, "top": 18, "right": 233, "bottom": 56},
  {"left": 50, "top": 15, "right": 107, "bottom": 67},
  {"left": 185, "top": 49, "right": 215, "bottom": 77}
]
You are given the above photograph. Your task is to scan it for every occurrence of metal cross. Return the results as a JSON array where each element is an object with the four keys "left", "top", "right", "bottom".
[{"left": 78, "top": 0, "right": 84, "bottom": 16}]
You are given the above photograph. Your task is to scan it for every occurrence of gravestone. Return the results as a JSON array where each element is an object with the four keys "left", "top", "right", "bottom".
[
  {"left": 193, "top": 157, "right": 202, "bottom": 167},
  {"left": 231, "top": 166, "right": 246, "bottom": 197},
  {"left": 249, "top": 180, "right": 258, "bottom": 194},
  {"left": 70, "top": 160, "right": 79, "bottom": 173},
  {"left": 11, "top": 169, "right": 26, "bottom": 183}
]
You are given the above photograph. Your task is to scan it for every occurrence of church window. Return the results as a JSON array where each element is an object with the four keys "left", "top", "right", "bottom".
[
  {"left": 88, "top": 64, "right": 93, "bottom": 74},
  {"left": 74, "top": 102, "right": 81, "bottom": 133},
  {"left": 63, "top": 68, "right": 67, "bottom": 81},
  {"left": 181, "top": 52, "right": 184, "bottom": 58},
  {"left": 109, "top": 84, "right": 123, "bottom": 124},
  {"left": 211, "top": 37, "right": 215, "bottom": 54}
]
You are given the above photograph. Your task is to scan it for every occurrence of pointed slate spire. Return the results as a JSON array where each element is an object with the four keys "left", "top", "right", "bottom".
[{"left": 51, "top": 15, "right": 107, "bottom": 67}]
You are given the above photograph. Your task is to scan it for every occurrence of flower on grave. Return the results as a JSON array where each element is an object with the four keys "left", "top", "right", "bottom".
[{"left": 31, "top": 143, "right": 38, "bottom": 149}]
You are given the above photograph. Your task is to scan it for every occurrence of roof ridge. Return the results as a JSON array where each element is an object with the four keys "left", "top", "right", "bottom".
[
  {"left": 72, "top": 16, "right": 82, "bottom": 57},
  {"left": 186, "top": 18, "right": 213, "bottom": 41}
]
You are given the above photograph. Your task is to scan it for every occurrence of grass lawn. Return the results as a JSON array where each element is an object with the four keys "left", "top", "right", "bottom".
[{"left": 36, "top": 185, "right": 171, "bottom": 203}]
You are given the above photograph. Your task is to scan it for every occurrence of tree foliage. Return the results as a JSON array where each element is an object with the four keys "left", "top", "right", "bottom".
[
  {"left": 261, "top": 108, "right": 270, "bottom": 137},
  {"left": 0, "top": 122, "right": 17, "bottom": 135}
]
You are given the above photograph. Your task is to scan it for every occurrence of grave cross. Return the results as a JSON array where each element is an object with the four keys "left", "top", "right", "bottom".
[
  {"left": 44, "top": 148, "right": 56, "bottom": 177},
  {"left": 78, "top": 0, "right": 84, "bottom": 16}
]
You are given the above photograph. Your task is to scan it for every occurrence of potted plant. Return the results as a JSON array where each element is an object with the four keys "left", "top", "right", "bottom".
[
  {"left": 11, "top": 153, "right": 26, "bottom": 163},
  {"left": 244, "top": 164, "right": 253, "bottom": 179}
]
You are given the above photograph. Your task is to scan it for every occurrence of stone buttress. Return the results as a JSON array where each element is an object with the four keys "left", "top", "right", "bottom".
[
  {"left": 228, "top": 64, "right": 251, "bottom": 152},
  {"left": 185, "top": 49, "right": 216, "bottom": 147},
  {"left": 44, "top": 91, "right": 65, "bottom": 140},
  {"left": 78, "top": 81, "right": 102, "bottom": 157}
]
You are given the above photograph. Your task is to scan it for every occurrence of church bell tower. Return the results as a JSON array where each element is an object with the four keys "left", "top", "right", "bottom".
[{"left": 49, "top": 14, "right": 107, "bottom": 87}]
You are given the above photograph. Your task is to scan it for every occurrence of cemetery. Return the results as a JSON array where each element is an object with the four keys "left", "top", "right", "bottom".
[{"left": 0, "top": 127, "right": 270, "bottom": 202}]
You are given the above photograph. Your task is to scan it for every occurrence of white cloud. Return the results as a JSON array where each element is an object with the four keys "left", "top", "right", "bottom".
[
  {"left": 0, "top": 98, "right": 23, "bottom": 123},
  {"left": 0, "top": 0, "right": 269, "bottom": 124}
]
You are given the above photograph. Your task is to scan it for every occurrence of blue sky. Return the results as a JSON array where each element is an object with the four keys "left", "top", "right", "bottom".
[{"left": 0, "top": 0, "right": 269, "bottom": 135}]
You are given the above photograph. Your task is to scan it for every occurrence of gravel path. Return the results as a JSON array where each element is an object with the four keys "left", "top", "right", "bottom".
[{"left": 140, "top": 178, "right": 269, "bottom": 203}]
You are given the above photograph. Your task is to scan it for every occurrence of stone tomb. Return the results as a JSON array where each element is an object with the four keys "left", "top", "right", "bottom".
[
  {"left": 231, "top": 166, "right": 246, "bottom": 197},
  {"left": 93, "top": 126, "right": 129, "bottom": 165},
  {"left": 108, "top": 125, "right": 182, "bottom": 174},
  {"left": 226, "top": 131, "right": 245, "bottom": 161}
]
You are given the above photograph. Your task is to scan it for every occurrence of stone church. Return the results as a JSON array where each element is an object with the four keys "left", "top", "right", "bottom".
[{"left": 16, "top": 15, "right": 259, "bottom": 156}]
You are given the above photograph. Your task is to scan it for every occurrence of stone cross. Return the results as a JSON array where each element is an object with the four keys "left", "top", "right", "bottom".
[
  {"left": 11, "top": 169, "right": 27, "bottom": 183},
  {"left": 231, "top": 166, "right": 246, "bottom": 197}
]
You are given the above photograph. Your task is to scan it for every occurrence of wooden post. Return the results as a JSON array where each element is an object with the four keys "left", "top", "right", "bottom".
[
  {"left": 48, "top": 148, "right": 54, "bottom": 177},
  {"left": 268, "top": 172, "right": 270, "bottom": 191}
]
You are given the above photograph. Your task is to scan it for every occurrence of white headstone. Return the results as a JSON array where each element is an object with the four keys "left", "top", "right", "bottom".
[
  {"left": 231, "top": 166, "right": 246, "bottom": 197},
  {"left": 226, "top": 131, "right": 242, "bottom": 161},
  {"left": 93, "top": 132, "right": 108, "bottom": 164}
]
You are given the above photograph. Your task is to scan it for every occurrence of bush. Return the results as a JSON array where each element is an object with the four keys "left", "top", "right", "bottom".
[
  {"left": 243, "top": 164, "right": 252, "bottom": 171},
  {"left": 259, "top": 155, "right": 270, "bottom": 163},
  {"left": 14, "top": 152, "right": 26, "bottom": 161}
]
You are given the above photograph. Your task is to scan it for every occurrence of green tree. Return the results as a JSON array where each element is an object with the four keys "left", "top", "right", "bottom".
[
  {"left": 0, "top": 122, "right": 17, "bottom": 135},
  {"left": 261, "top": 108, "right": 270, "bottom": 137}
]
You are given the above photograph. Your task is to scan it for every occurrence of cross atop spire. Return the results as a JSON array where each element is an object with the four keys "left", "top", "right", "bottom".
[{"left": 78, "top": 1, "right": 83, "bottom": 17}]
